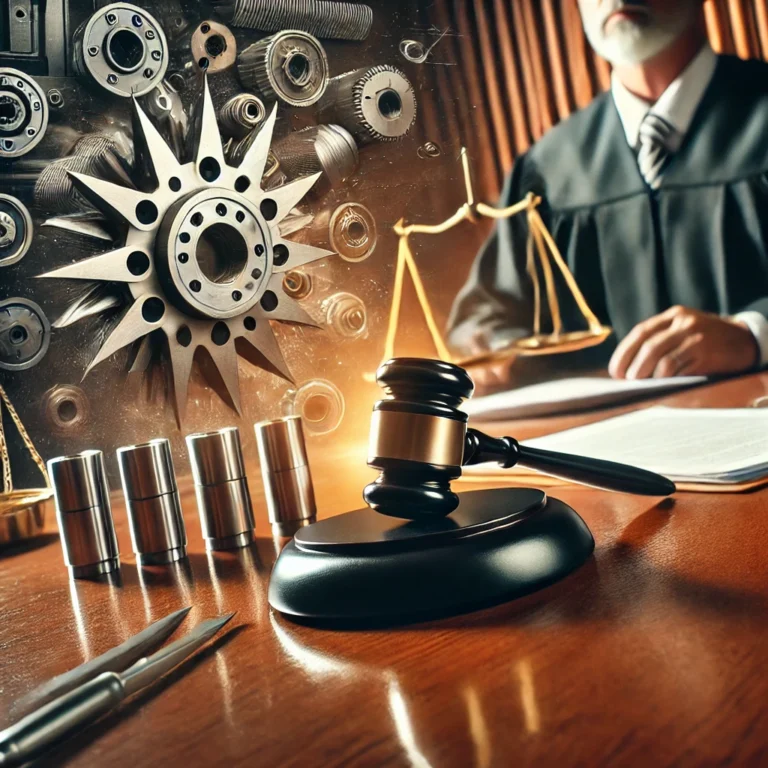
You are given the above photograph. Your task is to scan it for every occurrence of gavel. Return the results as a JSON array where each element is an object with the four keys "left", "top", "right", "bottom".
[{"left": 364, "top": 358, "right": 676, "bottom": 520}]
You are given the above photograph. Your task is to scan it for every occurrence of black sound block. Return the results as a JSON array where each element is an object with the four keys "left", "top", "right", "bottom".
[{"left": 268, "top": 488, "right": 595, "bottom": 625}]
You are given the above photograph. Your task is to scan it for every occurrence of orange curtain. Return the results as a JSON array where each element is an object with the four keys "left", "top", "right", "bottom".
[{"left": 427, "top": 0, "right": 768, "bottom": 200}]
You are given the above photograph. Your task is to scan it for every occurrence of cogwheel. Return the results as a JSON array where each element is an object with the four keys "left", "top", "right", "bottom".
[{"left": 39, "top": 75, "right": 334, "bottom": 421}]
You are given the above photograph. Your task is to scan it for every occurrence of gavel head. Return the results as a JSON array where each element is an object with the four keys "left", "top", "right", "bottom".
[{"left": 364, "top": 358, "right": 474, "bottom": 520}]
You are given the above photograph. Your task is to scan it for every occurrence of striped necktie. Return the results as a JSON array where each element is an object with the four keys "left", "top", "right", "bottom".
[{"left": 637, "top": 112, "right": 681, "bottom": 191}]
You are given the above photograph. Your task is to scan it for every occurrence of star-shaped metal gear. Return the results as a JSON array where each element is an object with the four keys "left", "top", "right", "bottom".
[{"left": 39, "top": 75, "right": 334, "bottom": 421}]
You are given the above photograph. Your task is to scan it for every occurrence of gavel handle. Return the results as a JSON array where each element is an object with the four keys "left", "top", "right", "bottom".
[{"left": 464, "top": 428, "right": 676, "bottom": 497}]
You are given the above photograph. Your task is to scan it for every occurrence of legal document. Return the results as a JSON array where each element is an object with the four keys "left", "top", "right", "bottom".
[
  {"left": 482, "top": 407, "right": 768, "bottom": 485},
  {"left": 463, "top": 376, "right": 707, "bottom": 421}
]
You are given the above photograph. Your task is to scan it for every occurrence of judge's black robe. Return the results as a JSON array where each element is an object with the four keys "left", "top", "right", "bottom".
[{"left": 447, "top": 55, "right": 768, "bottom": 360}]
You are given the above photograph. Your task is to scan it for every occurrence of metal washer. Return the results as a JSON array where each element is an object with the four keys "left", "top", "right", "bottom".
[{"left": 329, "top": 202, "right": 377, "bottom": 262}]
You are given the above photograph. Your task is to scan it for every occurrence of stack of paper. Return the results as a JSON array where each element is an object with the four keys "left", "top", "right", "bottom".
[
  {"left": 465, "top": 407, "right": 768, "bottom": 487},
  {"left": 463, "top": 376, "right": 707, "bottom": 422}
]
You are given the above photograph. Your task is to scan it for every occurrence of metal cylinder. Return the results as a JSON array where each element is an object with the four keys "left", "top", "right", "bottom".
[
  {"left": 272, "top": 124, "right": 358, "bottom": 194},
  {"left": 255, "top": 416, "right": 316, "bottom": 536},
  {"left": 318, "top": 65, "right": 417, "bottom": 144},
  {"left": 48, "top": 451, "right": 120, "bottom": 579},
  {"left": 237, "top": 30, "right": 329, "bottom": 107},
  {"left": 117, "top": 439, "right": 187, "bottom": 565},
  {"left": 213, "top": 0, "right": 373, "bottom": 41},
  {"left": 186, "top": 427, "right": 255, "bottom": 550}
]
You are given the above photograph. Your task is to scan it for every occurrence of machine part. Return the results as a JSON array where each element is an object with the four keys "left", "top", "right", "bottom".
[
  {"left": 52, "top": 284, "right": 121, "bottom": 329},
  {"left": 323, "top": 292, "right": 367, "bottom": 339},
  {"left": 399, "top": 29, "right": 449, "bottom": 64},
  {"left": 282, "top": 270, "right": 312, "bottom": 300},
  {"left": 191, "top": 19, "right": 236, "bottom": 73},
  {"left": 212, "top": 0, "right": 373, "bottom": 41},
  {"left": 0, "top": 489, "right": 52, "bottom": 549},
  {"left": 40, "top": 79, "right": 334, "bottom": 421},
  {"left": 279, "top": 210, "right": 313, "bottom": 238},
  {"left": 72, "top": 3, "right": 169, "bottom": 98},
  {"left": 42, "top": 214, "right": 114, "bottom": 243},
  {"left": 0, "top": 194, "right": 33, "bottom": 266},
  {"left": 417, "top": 141, "right": 442, "bottom": 160},
  {"left": 0, "top": 67, "right": 48, "bottom": 158},
  {"left": 255, "top": 416, "right": 316, "bottom": 537},
  {"left": 227, "top": 132, "right": 286, "bottom": 189},
  {"left": 219, "top": 93, "right": 265, "bottom": 139},
  {"left": 0, "top": 297, "right": 50, "bottom": 371},
  {"left": 35, "top": 133, "right": 134, "bottom": 215},
  {"left": 272, "top": 124, "right": 358, "bottom": 194},
  {"left": 186, "top": 427, "right": 255, "bottom": 550},
  {"left": 0, "top": 0, "right": 47, "bottom": 75},
  {"left": 42, "top": 385, "right": 91, "bottom": 436},
  {"left": 47, "top": 88, "right": 64, "bottom": 109},
  {"left": 329, "top": 202, "right": 377, "bottom": 262},
  {"left": 318, "top": 65, "right": 417, "bottom": 144},
  {"left": 47, "top": 450, "right": 120, "bottom": 579},
  {"left": 139, "top": 79, "right": 188, "bottom": 159},
  {"left": 118, "top": 438, "right": 187, "bottom": 565},
  {"left": 280, "top": 379, "right": 345, "bottom": 436},
  {"left": 238, "top": 30, "right": 329, "bottom": 108}
]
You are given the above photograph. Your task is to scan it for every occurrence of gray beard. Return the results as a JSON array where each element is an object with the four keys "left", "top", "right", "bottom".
[{"left": 582, "top": 4, "right": 698, "bottom": 67}]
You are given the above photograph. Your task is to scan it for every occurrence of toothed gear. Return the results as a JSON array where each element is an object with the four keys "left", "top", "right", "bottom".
[
  {"left": 40, "top": 76, "right": 335, "bottom": 420},
  {"left": 319, "top": 65, "right": 417, "bottom": 144}
]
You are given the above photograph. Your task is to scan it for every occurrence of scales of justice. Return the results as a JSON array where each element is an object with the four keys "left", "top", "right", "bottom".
[{"left": 379, "top": 148, "right": 612, "bottom": 369}]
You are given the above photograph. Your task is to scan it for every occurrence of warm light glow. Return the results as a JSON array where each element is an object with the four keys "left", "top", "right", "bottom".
[{"left": 463, "top": 685, "right": 492, "bottom": 768}]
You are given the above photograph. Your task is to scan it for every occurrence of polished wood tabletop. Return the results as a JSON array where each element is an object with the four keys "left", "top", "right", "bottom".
[{"left": 2, "top": 372, "right": 768, "bottom": 767}]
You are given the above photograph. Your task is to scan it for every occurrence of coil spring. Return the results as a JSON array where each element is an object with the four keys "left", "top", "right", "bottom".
[
  {"left": 212, "top": 0, "right": 372, "bottom": 41},
  {"left": 219, "top": 93, "right": 266, "bottom": 139}
]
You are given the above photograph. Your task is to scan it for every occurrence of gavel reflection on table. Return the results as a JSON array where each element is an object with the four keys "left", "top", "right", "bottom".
[{"left": 269, "top": 358, "right": 675, "bottom": 625}]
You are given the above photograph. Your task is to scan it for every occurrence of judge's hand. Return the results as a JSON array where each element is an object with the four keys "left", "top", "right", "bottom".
[
  {"left": 609, "top": 306, "right": 760, "bottom": 380},
  {"left": 465, "top": 332, "right": 515, "bottom": 390}
]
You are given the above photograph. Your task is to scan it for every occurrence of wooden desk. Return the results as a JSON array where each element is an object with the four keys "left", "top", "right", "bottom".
[{"left": 2, "top": 373, "right": 768, "bottom": 767}]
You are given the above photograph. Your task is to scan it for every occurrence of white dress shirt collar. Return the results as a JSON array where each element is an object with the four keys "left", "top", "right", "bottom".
[{"left": 612, "top": 44, "right": 718, "bottom": 148}]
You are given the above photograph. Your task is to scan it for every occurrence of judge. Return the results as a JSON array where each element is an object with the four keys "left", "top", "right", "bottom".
[{"left": 447, "top": 0, "right": 768, "bottom": 381}]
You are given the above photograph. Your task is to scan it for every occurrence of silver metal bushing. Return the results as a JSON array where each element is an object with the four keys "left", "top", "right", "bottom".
[
  {"left": 186, "top": 427, "right": 255, "bottom": 550},
  {"left": 48, "top": 450, "right": 120, "bottom": 579},
  {"left": 117, "top": 439, "right": 187, "bottom": 565},
  {"left": 255, "top": 416, "right": 316, "bottom": 537}
]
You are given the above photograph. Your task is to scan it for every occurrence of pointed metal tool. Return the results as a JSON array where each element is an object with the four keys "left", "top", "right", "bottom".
[
  {"left": 12, "top": 607, "right": 191, "bottom": 718},
  {"left": 0, "top": 613, "right": 235, "bottom": 767}
]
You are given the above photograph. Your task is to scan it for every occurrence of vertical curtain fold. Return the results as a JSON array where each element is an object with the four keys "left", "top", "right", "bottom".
[{"left": 430, "top": 0, "right": 768, "bottom": 200}]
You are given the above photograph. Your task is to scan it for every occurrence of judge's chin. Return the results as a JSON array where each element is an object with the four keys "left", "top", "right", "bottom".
[{"left": 608, "top": 305, "right": 760, "bottom": 380}]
